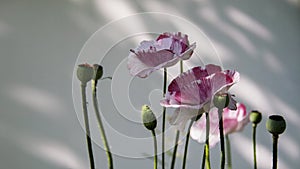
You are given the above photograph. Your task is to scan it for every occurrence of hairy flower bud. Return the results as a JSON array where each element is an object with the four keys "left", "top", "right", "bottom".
[{"left": 141, "top": 105, "right": 157, "bottom": 131}]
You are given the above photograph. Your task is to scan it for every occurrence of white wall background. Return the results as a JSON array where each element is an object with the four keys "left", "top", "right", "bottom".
[{"left": 0, "top": 0, "right": 299, "bottom": 169}]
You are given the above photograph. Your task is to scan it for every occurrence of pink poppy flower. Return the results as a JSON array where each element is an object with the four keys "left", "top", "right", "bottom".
[
  {"left": 128, "top": 32, "right": 196, "bottom": 78},
  {"left": 160, "top": 64, "right": 239, "bottom": 130},
  {"left": 190, "top": 103, "right": 249, "bottom": 147}
]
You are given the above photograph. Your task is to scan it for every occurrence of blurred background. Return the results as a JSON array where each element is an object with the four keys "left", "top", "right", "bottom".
[{"left": 0, "top": 0, "right": 299, "bottom": 169}]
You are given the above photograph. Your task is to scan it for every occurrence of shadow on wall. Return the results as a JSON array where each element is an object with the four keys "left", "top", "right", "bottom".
[{"left": 0, "top": 0, "right": 299, "bottom": 169}]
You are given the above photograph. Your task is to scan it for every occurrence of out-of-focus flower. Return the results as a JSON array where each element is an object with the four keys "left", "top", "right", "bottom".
[
  {"left": 160, "top": 64, "right": 239, "bottom": 130},
  {"left": 128, "top": 32, "right": 196, "bottom": 78},
  {"left": 190, "top": 103, "right": 248, "bottom": 147}
]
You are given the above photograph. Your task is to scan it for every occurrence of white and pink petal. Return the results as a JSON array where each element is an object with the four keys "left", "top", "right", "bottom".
[
  {"left": 169, "top": 107, "right": 204, "bottom": 131},
  {"left": 128, "top": 32, "right": 196, "bottom": 78}
]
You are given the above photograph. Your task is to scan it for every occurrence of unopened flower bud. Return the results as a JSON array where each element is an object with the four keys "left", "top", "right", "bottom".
[
  {"left": 250, "top": 110, "right": 262, "bottom": 125},
  {"left": 93, "top": 64, "right": 103, "bottom": 81},
  {"left": 213, "top": 93, "right": 230, "bottom": 109},
  {"left": 141, "top": 105, "right": 157, "bottom": 131},
  {"left": 77, "top": 63, "right": 94, "bottom": 84},
  {"left": 266, "top": 115, "right": 286, "bottom": 135}
]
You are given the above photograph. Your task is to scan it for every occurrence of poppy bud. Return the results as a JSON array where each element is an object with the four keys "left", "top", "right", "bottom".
[
  {"left": 250, "top": 110, "right": 262, "bottom": 125},
  {"left": 213, "top": 93, "right": 230, "bottom": 109},
  {"left": 93, "top": 64, "right": 103, "bottom": 81},
  {"left": 141, "top": 105, "right": 157, "bottom": 131},
  {"left": 77, "top": 63, "right": 94, "bottom": 84},
  {"left": 266, "top": 115, "right": 286, "bottom": 135}
]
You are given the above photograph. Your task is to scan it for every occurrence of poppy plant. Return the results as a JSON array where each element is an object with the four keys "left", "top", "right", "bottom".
[{"left": 128, "top": 32, "right": 196, "bottom": 78}]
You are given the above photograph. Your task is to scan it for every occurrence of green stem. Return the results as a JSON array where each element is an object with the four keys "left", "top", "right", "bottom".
[
  {"left": 91, "top": 80, "right": 113, "bottom": 169},
  {"left": 180, "top": 60, "right": 183, "bottom": 73},
  {"left": 80, "top": 83, "right": 95, "bottom": 169},
  {"left": 201, "top": 146, "right": 205, "bottom": 169},
  {"left": 272, "top": 134, "right": 279, "bottom": 169},
  {"left": 252, "top": 124, "right": 257, "bottom": 169},
  {"left": 225, "top": 135, "right": 232, "bottom": 169},
  {"left": 217, "top": 108, "right": 225, "bottom": 169},
  {"left": 205, "top": 112, "right": 211, "bottom": 169},
  {"left": 152, "top": 130, "right": 158, "bottom": 169},
  {"left": 162, "top": 68, "right": 167, "bottom": 169},
  {"left": 169, "top": 60, "right": 184, "bottom": 169},
  {"left": 182, "top": 120, "right": 194, "bottom": 169},
  {"left": 170, "top": 130, "right": 180, "bottom": 169}
]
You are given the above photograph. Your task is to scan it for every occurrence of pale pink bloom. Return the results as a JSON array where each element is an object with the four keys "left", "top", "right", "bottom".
[
  {"left": 190, "top": 103, "right": 249, "bottom": 147},
  {"left": 160, "top": 64, "right": 239, "bottom": 130},
  {"left": 128, "top": 32, "right": 196, "bottom": 78}
]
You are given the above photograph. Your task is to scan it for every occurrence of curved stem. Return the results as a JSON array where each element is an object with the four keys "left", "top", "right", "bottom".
[
  {"left": 152, "top": 130, "right": 158, "bottom": 169},
  {"left": 80, "top": 83, "right": 95, "bottom": 169},
  {"left": 252, "top": 124, "right": 257, "bottom": 169},
  {"left": 272, "top": 134, "right": 279, "bottom": 169},
  {"left": 162, "top": 68, "right": 167, "bottom": 169},
  {"left": 92, "top": 80, "right": 113, "bottom": 169},
  {"left": 182, "top": 120, "right": 194, "bottom": 169},
  {"left": 225, "top": 135, "right": 232, "bottom": 169},
  {"left": 205, "top": 112, "right": 211, "bottom": 169},
  {"left": 217, "top": 108, "right": 225, "bottom": 169},
  {"left": 170, "top": 130, "right": 180, "bottom": 169}
]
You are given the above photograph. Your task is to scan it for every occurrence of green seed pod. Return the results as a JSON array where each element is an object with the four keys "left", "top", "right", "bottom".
[
  {"left": 249, "top": 110, "right": 262, "bottom": 124},
  {"left": 213, "top": 93, "right": 230, "bottom": 109},
  {"left": 77, "top": 63, "right": 94, "bottom": 84},
  {"left": 93, "top": 64, "right": 103, "bottom": 81},
  {"left": 141, "top": 105, "right": 157, "bottom": 131},
  {"left": 266, "top": 115, "right": 286, "bottom": 135}
]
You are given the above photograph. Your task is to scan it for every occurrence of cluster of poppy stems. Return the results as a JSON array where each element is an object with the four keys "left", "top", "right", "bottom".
[{"left": 76, "top": 32, "right": 286, "bottom": 169}]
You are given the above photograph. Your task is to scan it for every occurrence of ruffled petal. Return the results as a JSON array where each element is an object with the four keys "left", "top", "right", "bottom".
[
  {"left": 190, "top": 103, "right": 248, "bottom": 147},
  {"left": 161, "top": 64, "right": 238, "bottom": 108},
  {"left": 190, "top": 108, "right": 221, "bottom": 147},
  {"left": 128, "top": 41, "right": 176, "bottom": 78},
  {"left": 179, "top": 42, "right": 196, "bottom": 60},
  {"left": 157, "top": 32, "right": 190, "bottom": 53},
  {"left": 190, "top": 121, "right": 206, "bottom": 143},
  {"left": 167, "top": 64, "right": 222, "bottom": 93},
  {"left": 169, "top": 108, "right": 204, "bottom": 131},
  {"left": 131, "top": 41, "right": 175, "bottom": 67},
  {"left": 128, "top": 32, "right": 195, "bottom": 78},
  {"left": 231, "top": 103, "right": 249, "bottom": 132},
  {"left": 227, "top": 94, "right": 237, "bottom": 110},
  {"left": 210, "top": 71, "right": 239, "bottom": 95}
]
